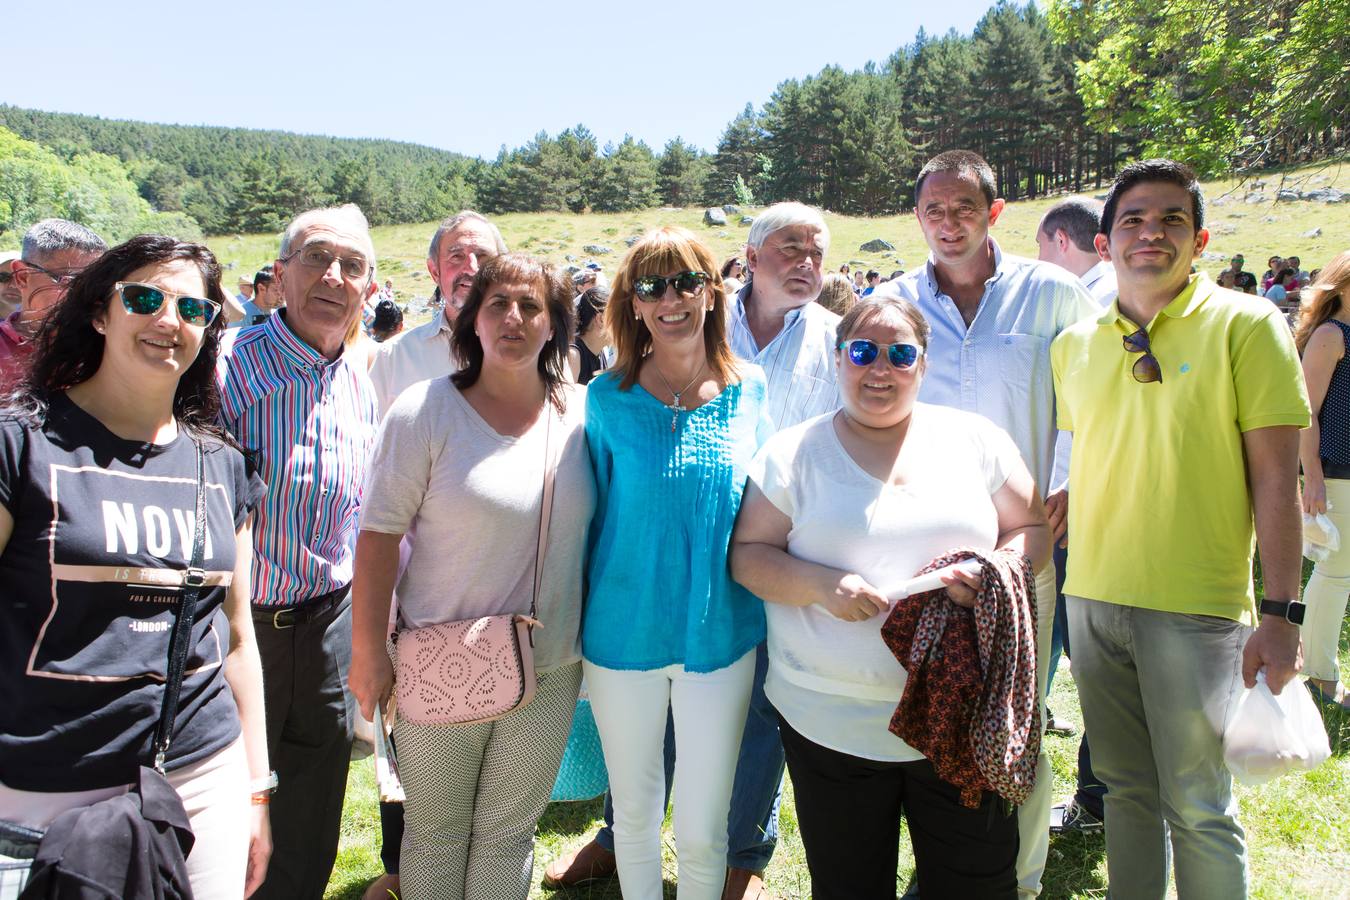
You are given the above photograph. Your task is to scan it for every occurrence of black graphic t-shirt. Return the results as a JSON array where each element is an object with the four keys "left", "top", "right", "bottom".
[{"left": 0, "top": 394, "right": 265, "bottom": 792}]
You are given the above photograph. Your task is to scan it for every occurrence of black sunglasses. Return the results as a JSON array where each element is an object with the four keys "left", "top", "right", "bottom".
[
  {"left": 1122, "top": 327, "right": 1162, "bottom": 383},
  {"left": 115, "top": 282, "right": 221, "bottom": 327},
  {"left": 838, "top": 339, "right": 924, "bottom": 370},
  {"left": 633, "top": 270, "right": 709, "bottom": 301}
]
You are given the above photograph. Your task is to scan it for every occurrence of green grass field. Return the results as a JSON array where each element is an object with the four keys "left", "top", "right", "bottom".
[
  {"left": 322, "top": 608, "right": 1350, "bottom": 899},
  {"left": 206, "top": 158, "right": 1350, "bottom": 322}
]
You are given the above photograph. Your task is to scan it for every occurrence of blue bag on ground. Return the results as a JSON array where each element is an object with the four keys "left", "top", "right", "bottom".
[{"left": 551, "top": 695, "right": 609, "bottom": 802}]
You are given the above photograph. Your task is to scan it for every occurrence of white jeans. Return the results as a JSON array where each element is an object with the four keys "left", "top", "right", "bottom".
[
  {"left": 585, "top": 651, "right": 755, "bottom": 900},
  {"left": 1302, "top": 477, "right": 1350, "bottom": 682}
]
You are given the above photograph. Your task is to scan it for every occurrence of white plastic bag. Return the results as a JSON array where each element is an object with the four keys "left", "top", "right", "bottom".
[
  {"left": 1303, "top": 508, "right": 1339, "bottom": 563},
  {"left": 1222, "top": 671, "right": 1331, "bottom": 785}
]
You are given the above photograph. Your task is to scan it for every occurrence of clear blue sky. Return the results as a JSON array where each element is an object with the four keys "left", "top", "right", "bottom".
[{"left": 6, "top": 0, "right": 998, "bottom": 160}]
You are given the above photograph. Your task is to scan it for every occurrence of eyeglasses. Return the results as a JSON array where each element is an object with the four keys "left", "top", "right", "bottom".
[
  {"left": 838, "top": 339, "right": 924, "bottom": 370},
  {"left": 1123, "top": 327, "right": 1162, "bottom": 383},
  {"left": 632, "top": 270, "right": 709, "bottom": 301},
  {"left": 282, "top": 245, "right": 371, "bottom": 281},
  {"left": 20, "top": 260, "right": 82, "bottom": 287},
  {"left": 115, "top": 282, "right": 221, "bottom": 327},
  {"left": 0, "top": 272, "right": 12, "bottom": 285}
]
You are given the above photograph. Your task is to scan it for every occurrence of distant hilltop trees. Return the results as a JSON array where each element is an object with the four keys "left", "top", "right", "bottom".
[{"left": 1, "top": 0, "right": 1343, "bottom": 241}]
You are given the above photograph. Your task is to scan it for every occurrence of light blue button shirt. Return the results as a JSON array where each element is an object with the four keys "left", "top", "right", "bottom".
[
  {"left": 728, "top": 284, "right": 842, "bottom": 430},
  {"left": 873, "top": 239, "right": 1100, "bottom": 494}
]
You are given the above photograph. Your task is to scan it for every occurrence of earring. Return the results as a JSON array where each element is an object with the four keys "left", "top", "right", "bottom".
[{"left": 94, "top": 325, "right": 105, "bottom": 334}]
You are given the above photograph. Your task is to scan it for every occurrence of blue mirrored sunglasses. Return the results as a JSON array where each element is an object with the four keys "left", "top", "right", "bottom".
[{"left": 838, "top": 339, "right": 923, "bottom": 369}]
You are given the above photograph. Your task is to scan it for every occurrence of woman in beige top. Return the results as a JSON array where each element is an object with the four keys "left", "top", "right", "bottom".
[{"left": 349, "top": 253, "right": 596, "bottom": 900}]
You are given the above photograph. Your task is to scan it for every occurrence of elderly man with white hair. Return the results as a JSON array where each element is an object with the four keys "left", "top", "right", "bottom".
[
  {"left": 545, "top": 202, "right": 839, "bottom": 899},
  {"left": 216, "top": 203, "right": 382, "bottom": 900}
]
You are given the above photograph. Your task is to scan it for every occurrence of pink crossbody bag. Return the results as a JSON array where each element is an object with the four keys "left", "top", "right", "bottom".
[{"left": 393, "top": 411, "right": 557, "bottom": 726}]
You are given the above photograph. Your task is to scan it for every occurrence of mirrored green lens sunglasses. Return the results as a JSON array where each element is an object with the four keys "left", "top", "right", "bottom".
[{"left": 115, "top": 282, "right": 221, "bottom": 327}]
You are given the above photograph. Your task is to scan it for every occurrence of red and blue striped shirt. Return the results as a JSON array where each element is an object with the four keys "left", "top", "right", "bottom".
[{"left": 216, "top": 313, "right": 379, "bottom": 607}]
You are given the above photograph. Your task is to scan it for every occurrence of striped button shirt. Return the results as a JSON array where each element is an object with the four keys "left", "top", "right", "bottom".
[
  {"left": 728, "top": 284, "right": 842, "bottom": 430},
  {"left": 216, "top": 313, "right": 380, "bottom": 607}
]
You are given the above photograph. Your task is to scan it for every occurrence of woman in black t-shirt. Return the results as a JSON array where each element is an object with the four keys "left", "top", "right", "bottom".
[{"left": 0, "top": 235, "right": 271, "bottom": 899}]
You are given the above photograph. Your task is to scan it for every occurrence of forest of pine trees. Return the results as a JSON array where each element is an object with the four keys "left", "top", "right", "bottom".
[{"left": 2, "top": 0, "right": 1344, "bottom": 239}]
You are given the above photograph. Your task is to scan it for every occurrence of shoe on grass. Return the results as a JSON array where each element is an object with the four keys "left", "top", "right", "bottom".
[
  {"left": 1049, "top": 798, "right": 1103, "bottom": 834},
  {"left": 1045, "top": 708, "right": 1079, "bottom": 737},
  {"left": 541, "top": 837, "right": 617, "bottom": 889}
]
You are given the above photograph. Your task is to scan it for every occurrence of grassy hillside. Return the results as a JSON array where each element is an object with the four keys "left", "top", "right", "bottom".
[{"left": 207, "top": 159, "right": 1350, "bottom": 316}]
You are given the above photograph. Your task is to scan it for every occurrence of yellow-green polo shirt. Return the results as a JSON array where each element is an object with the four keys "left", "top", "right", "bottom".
[{"left": 1050, "top": 273, "right": 1310, "bottom": 623}]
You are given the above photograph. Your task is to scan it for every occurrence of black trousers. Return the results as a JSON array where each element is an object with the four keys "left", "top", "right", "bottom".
[
  {"left": 777, "top": 713, "right": 1018, "bottom": 900},
  {"left": 250, "top": 592, "right": 356, "bottom": 900}
]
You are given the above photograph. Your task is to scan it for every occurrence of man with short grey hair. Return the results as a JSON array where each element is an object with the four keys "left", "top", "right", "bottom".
[
  {"left": 368, "top": 210, "right": 506, "bottom": 415},
  {"left": 1036, "top": 199, "right": 1117, "bottom": 304},
  {"left": 0, "top": 218, "right": 107, "bottom": 392},
  {"left": 217, "top": 203, "right": 382, "bottom": 899}
]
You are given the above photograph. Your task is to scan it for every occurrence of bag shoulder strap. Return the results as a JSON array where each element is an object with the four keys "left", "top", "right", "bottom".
[
  {"left": 529, "top": 408, "right": 558, "bottom": 619},
  {"left": 153, "top": 440, "right": 207, "bottom": 773}
]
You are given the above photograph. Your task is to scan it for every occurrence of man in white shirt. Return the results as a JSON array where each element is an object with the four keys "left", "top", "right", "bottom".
[
  {"left": 876, "top": 150, "right": 1099, "bottom": 899},
  {"left": 1036, "top": 199, "right": 1118, "bottom": 305},
  {"left": 368, "top": 211, "right": 506, "bottom": 415}
]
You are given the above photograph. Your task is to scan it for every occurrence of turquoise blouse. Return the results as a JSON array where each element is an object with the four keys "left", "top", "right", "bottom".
[{"left": 583, "top": 365, "right": 769, "bottom": 673}]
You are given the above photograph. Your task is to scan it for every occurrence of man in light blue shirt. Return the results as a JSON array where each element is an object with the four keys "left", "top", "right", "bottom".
[{"left": 875, "top": 150, "right": 1099, "bottom": 899}]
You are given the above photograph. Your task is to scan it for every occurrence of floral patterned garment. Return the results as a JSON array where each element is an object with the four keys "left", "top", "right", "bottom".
[{"left": 880, "top": 547, "right": 1041, "bottom": 808}]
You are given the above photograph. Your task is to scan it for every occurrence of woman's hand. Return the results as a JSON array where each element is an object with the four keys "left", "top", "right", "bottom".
[
  {"left": 940, "top": 565, "right": 984, "bottom": 609},
  {"left": 821, "top": 573, "right": 890, "bottom": 622},
  {"left": 1303, "top": 475, "right": 1328, "bottom": 516},
  {"left": 244, "top": 802, "right": 272, "bottom": 898},
  {"left": 349, "top": 643, "right": 395, "bottom": 723}
]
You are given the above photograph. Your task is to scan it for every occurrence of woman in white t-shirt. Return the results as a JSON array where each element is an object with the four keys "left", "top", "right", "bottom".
[{"left": 730, "top": 295, "right": 1049, "bottom": 899}]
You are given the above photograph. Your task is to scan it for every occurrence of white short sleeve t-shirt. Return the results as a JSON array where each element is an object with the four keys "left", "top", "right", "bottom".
[{"left": 749, "top": 403, "right": 1022, "bottom": 761}]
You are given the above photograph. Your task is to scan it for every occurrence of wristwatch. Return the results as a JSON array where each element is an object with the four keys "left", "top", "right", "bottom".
[{"left": 1259, "top": 599, "right": 1307, "bottom": 625}]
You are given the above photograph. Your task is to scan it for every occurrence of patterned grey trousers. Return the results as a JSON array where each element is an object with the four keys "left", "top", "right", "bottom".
[{"left": 392, "top": 662, "right": 582, "bottom": 900}]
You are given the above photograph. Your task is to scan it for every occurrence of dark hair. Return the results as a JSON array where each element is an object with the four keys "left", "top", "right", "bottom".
[
  {"left": 577, "top": 286, "right": 609, "bottom": 337},
  {"left": 1277, "top": 267, "right": 1296, "bottom": 285},
  {"left": 11, "top": 234, "right": 230, "bottom": 441},
  {"left": 252, "top": 264, "right": 274, "bottom": 292},
  {"left": 721, "top": 256, "right": 743, "bottom": 278},
  {"left": 450, "top": 253, "right": 574, "bottom": 413},
  {"left": 915, "top": 150, "right": 997, "bottom": 207},
  {"left": 836, "top": 295, "right": 931, "bottom": 352},
  {"left": 1039, "top": 199, "right": 1104, "bottom": 252},
  {"left": 1101, "top": 158, "right": 1204, "bottom": 239},
  {"left": 889, "top": 269, "right": 905, "bottom": 280},
  {"left": 371, "top": 299, "right": 403, "bottom": 341},
  {"left": 866, "top": 270, "right": 879, "bottom": 281}
]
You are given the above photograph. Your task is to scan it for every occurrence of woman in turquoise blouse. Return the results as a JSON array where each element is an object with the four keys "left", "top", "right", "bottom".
[{"left": 583, "top": 226, "right": 767, "bottom": 900}]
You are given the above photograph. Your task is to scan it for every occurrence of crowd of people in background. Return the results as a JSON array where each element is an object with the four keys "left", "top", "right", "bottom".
[{"left": 0, "top": 148, "right": 1347, "bottom": 900}]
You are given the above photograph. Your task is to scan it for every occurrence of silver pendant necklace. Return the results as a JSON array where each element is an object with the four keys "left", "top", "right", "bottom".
[{"left": 653, "top": 361, "right": 706, "bottom": 432}]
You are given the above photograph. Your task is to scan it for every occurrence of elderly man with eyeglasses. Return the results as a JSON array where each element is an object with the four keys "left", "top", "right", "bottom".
[
  {"left": 0, "top": 219, "right": 107, "bottom": 393},
  {"left": 216, "top": 204, "right": 382, "bottom": 900}
]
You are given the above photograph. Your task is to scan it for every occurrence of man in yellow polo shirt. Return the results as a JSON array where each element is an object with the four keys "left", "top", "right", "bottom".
[{"left": 1051, "top": 158, "right": 1310, "bottom": 899}]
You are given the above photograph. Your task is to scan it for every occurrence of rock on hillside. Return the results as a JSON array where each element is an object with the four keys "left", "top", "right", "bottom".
[{"left": 704, "top": 208, "right": 728, "bottom": 226}]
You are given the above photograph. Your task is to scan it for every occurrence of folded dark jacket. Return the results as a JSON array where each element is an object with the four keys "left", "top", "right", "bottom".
[{"left": 881, "top": 547, "right": 1040, "bottom": 808}]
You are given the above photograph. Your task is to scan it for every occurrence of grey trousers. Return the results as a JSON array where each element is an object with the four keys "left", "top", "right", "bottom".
[
  {"left": 393, "top": 662, "right": 583, "bottom": 900},
  {"left": 1067, "top": 596, "right": 1249, "bottom": 900},
  {"left": 250, "top": 593, "right": 356, "bottom": 900}
]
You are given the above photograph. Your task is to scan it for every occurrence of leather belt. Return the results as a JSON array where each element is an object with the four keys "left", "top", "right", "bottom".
[{"left": 252, "top": 584, "right": 349, "bottom": 629}]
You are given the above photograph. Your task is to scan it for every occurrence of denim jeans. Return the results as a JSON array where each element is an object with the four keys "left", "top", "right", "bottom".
[
  {"left": 1067, "top": 596, "right": 1249, "bottom": 900},
  {"left": 596, "top": 642, "right": 783, "bottom": 871}
]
